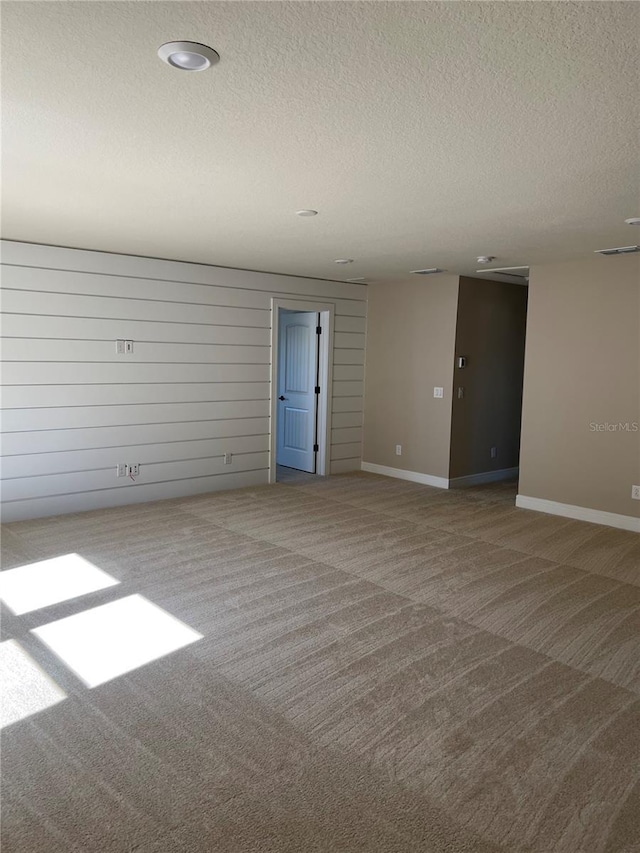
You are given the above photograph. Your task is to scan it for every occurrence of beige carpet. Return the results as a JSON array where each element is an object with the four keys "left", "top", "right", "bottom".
[{"left": 1, "top": 472, "right": 639, "bottom": 853}]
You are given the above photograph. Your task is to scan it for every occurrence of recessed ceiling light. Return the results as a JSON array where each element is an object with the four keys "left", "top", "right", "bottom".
[
  {"left": 410, "top": 268, "right": 447, "bottom": 275},
  {"left": 157, "top": 41, "right": 220, "bottom": 72},
  {"left": 334, "top": 259, "right": 354, "bottom": 264},
  {"left": 296, "top": 209, "right": 318, "bottom": 217},
  {"left": 594, "top": 245, "right": 640, "bottom": 256},
  {"left": 625, "top": 217, "right": 640, "bottom": 226}
]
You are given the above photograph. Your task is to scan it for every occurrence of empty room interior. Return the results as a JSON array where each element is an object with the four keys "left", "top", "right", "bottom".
[{"left": 1, "top": 2, "right": 639, "bottom": 852}]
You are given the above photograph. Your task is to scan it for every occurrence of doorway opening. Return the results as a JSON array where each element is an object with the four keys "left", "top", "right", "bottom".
[
  {"left": 269, "top": 299, "right": 334, "bottom": 484},
  {"left": 448, "top": 275, "right": 528, "bottom": 499}
]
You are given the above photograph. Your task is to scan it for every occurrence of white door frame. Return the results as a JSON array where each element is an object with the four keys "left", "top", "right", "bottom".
[{"left": 270, "top": 298, "right": 335, "bottom": 483}]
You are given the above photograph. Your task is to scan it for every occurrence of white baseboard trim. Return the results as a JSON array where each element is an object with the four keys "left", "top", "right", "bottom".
[
  {"left": 361, "top": 461, "right": 449, "bottom": 489},
  {"left": 449, "top": 467, "right": 519, "bottom": 488},
  {"left": 515, "top": 495, "right": 640, "bottom": 533}
]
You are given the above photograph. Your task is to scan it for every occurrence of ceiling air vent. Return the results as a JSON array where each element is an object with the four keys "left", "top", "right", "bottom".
[
  {"left": 474, "top": 266, "right": 529, "bottom": 284},
  {"left": 594, "top": 246, "right": 640, "bottom": 256},
  {"left": 410, "top": 268, "right": 447, "bottom": 275}
]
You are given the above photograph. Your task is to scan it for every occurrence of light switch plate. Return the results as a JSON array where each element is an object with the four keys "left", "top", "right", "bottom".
[{"left": 433, "top": 387, "right": 444, "bottom": 398}]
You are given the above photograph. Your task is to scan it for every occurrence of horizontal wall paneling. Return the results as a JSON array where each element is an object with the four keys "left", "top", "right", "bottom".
[{"left": 1, "top": 241, "right": 366, "bottom": 519}]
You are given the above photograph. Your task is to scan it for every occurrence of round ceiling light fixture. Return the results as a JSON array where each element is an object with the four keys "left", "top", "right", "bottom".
[
  {"left": 158, "top": 41, "right": 220, "bottom": 72},
  {"left": 334, "top": 258, "right": 354, "bottom": 265},
  {"left": 296, "top": 209, "right": 318, "bottom": 217},
  {"left": 476, "top": 255, "right": 496, "bottom": 265},
  {"left": 625, "top": 217, "right": 640, "bottom": 226}
]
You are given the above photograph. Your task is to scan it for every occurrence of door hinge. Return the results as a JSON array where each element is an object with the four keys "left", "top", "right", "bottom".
[
  {"left": 315, "top": 385, "right": 320, "bottom": 394},
  {"left": 316, "top": 325, "right": 322, "bottom": 335},
  {"left": 313, "top": 443, "right": 319, "bottom": 452}
]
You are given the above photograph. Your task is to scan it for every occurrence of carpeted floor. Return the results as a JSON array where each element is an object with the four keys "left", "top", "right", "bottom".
[
  {"left": 1, "top": 472, "right": 639, "bottom": 853},
  {"left": 276, "top": 464, "right": 320, "bottom": 484}
]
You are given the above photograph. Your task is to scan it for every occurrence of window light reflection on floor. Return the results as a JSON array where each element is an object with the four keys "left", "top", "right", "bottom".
[
  {"left": 0, "top": 553, "right": 119, "bottom": 615},
  {"left": 0, "top": 639, "right": 67, "bottom": 729},
  {"left": 31, "top": 594, "right": 203, "bottom": 688}
]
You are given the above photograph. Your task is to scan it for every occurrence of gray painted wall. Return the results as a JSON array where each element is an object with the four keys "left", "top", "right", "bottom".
[
  {"left": 362, "top": 275, "right": 460, "bottom": 479},
  {"left": 519, "top": 254, "right": 640, "bottom": 519}
]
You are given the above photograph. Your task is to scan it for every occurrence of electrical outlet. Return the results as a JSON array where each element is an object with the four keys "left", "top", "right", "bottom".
[
  {"left": 125, "top": 340, "right": 134, "bottom": 353},
  {"left": 116, "top": 340, "right": 125, "bottom": 354},
  {"left": 116, "top": 463, "right": 127, "bottom": 477},
  {"left": 433, "top": 387, "right": 444, "bottom": 398},
  {"left": 632, "top": 485, "right": 640, "bottom": 500},
  {"left": 490, "top": 447, "right": 498, "bottom": 459},
  {"left": 129, "top": 463, "right": 140, "bottom": 477},
  {"left": 395, "top": 445, "right": 402, "bottom": 456},
  {"left": 224, "top": 452, "right": 233, "bottom": 465}
]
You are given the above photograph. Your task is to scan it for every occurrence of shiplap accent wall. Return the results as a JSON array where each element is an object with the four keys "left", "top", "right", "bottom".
[{"left": 0, "top": 241, "right": 367, "bottom": 521}]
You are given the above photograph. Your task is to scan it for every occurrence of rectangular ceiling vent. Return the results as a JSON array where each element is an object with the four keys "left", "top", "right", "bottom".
[
  {"left": 410, "top": 268, "right": 447, "bottom": 275},
  {"left": 474, "top": 266, "right": 529, "bottom": 284},
  {"left": 594, "top": 246, "right": 640, "bottom": 256}
]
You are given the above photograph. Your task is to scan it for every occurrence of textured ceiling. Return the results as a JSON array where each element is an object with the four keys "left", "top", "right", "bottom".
[{"left": 2, "top": 1, "right": 639, "bottom": 282}]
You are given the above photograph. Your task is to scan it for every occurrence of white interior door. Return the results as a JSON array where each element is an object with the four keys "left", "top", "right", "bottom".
[{"left": 276, "top": 311, "right": 319, "bottom": 472}]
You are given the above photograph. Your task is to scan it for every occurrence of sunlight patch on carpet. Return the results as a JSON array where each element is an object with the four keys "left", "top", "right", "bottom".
[
  {"left": 0, "top": 553, "right": 119, "bottom": 615},
  {"left": 0, "top": 639, "right": 67, "bottom": 728},
  {"left": 31, "top": 594, "right": 203, "bottom": 687}
]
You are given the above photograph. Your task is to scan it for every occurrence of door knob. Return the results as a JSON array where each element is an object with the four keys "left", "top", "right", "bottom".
[{"left": 278, "top": 395, "right": 287, "bottom": 401}]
